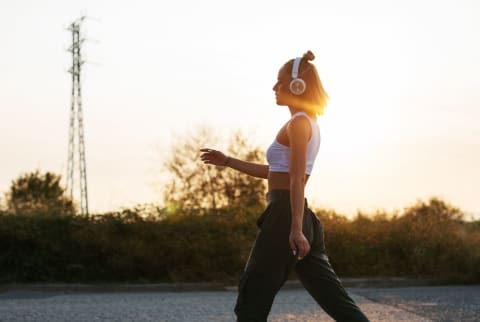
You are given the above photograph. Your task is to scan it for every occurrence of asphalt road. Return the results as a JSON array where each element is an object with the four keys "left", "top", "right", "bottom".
[
  {"left": 353, "top": 285, "right": 480, "bottom": 322},
  {"left": 0, "top": 285, "right": 478, "bottom": 321}
]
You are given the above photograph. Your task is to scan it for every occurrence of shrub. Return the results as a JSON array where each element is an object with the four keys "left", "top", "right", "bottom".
[{"left": 0, "top": 198, "right": 478, "bottom": 284}]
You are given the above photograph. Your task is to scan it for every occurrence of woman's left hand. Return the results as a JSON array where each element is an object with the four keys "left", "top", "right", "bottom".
[{"left": 289, "top": 230, "right": 310, "bottom": 260}]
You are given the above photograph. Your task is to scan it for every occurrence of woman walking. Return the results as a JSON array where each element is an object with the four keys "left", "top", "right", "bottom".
[{"left": 200, "top": 51, "right": 369, "bottom": 322}]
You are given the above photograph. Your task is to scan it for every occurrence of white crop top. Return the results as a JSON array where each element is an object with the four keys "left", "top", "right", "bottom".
[{"left": 266, "top": 112, "right": 321, "bottom": 175}]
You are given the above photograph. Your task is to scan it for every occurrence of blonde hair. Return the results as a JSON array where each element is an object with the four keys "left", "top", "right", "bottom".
[{"left": 282, "top": 50, "right": 329, "bottom": 116}]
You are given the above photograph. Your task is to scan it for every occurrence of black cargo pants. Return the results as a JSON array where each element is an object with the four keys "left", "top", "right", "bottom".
[{"left": 234, "top": 190, "right": 370, "bottom": 322}]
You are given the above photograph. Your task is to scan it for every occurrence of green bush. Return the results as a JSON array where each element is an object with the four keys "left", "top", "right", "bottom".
[
  {"left": 319, "top": 198, "right": 480, "bottom": 282},
  {"left": 0, "top": 198, "right": 478, "bottom": 284}
]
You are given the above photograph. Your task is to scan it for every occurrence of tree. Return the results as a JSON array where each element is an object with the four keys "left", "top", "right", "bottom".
[
  {"left": 5, "top": 170, "right": 76, "bottom": 216},
  {"left": 162, "top": 127, "right": 267, "bottom": 212},
  {"left": 402, "top": 197, "right": 464, "bottom": 222},
  {"left": 223, "top": 130, "right": 267, "bottom": 208}
]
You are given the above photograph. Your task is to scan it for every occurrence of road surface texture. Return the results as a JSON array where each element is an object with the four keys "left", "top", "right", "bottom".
[{"left": 0, "top": 285, "right": 478, "bottom": 321}]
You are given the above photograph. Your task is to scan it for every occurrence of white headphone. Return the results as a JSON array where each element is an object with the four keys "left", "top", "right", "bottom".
[{"left": 289, "top": 57, "right": 306, "bottom": 95}]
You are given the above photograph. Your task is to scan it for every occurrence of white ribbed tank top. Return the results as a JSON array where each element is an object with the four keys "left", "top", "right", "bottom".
[{"left": 266, "top": 111, "right": 321, "bottom": 175}]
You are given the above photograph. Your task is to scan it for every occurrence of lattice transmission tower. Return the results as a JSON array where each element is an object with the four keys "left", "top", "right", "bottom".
[{"left": 66, "top": 16, "right": 89, "bottom": 215}]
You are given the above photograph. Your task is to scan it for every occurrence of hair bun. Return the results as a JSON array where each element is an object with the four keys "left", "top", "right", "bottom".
[{"left": 303, "top": 50, "right": 315, "bottom": 61}]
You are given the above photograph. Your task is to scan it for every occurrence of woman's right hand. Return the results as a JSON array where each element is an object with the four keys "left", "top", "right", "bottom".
[{"left": 200, "top": 148, "right": 230, "bottom": 166}]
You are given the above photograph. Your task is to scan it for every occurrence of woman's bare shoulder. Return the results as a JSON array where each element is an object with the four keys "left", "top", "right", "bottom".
[{"left": 287, "top": 115, "right": 311, "bottom": 140}]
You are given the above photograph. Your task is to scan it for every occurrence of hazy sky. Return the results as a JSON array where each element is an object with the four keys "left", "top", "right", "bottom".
[{"left": 1, "top": 0, "right": 479, "bottom": 218}]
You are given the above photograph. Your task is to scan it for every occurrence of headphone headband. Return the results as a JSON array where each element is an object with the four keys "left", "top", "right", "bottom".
[{"left": 291, "top": 57, "right": 302, "bottom": 79}]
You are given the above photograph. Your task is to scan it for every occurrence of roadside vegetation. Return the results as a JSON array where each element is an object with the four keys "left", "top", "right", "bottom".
[{"left": 1, "top": 128, "right": 478, "bottom": 284}]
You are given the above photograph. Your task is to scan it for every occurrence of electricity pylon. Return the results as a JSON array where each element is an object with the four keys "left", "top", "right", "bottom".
[{"left": 66, "top": 16, "right": 89, "bottom": 215}]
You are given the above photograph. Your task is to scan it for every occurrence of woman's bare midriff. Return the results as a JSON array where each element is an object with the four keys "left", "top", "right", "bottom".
[{"left": 267, "top": 171, "right": 310, "bottom": 191}]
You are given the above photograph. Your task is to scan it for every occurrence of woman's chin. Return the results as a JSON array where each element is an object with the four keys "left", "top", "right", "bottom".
[{"left": 275, "top": 98, "right": 286, "bottom": 106}]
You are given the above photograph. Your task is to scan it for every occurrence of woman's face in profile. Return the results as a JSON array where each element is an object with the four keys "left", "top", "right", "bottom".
[{"left": 272, "top": 66, "right": 291, "bottom": 106}]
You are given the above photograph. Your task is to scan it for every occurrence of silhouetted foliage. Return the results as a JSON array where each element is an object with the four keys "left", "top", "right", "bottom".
[
  {"left": 320, "top": 198, "right": 479, "bottom": 282},
  {"left": 0, "top": 197, "right": 478, "bottom": 284},
  {"left": 163, "top": 127, "right": 267, "bottom": 213},
  {"left": 4, "top": 170, "right": 76, "bottom": 216}
]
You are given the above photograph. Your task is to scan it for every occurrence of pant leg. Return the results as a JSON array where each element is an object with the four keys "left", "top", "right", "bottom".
[
  {"left": 234, "top": 201, "right": 296, "bottom": 322},
  {"left": 296, "top": 209, "right": 370, "bottom": 322}
]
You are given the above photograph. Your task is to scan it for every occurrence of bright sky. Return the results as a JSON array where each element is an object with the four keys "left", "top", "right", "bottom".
[{"left": 1, "top": 0, "right": 479, "bottom": 218}]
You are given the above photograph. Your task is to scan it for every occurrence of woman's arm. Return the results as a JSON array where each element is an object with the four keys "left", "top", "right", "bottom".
[
  {"left": 200, "top": 148, "right": 269, "bottom": 179},
  {"left": 287, "top": 116, "right": 312, "bottom": 260}
]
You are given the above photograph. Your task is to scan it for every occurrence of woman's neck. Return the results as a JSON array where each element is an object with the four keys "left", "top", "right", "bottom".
[{"left": 288, "top": 106, "right": 316, "bottom": 120}]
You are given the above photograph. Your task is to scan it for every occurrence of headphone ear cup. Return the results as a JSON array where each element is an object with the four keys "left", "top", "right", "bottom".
[{"left": 289, "top": 78, "right": 306, "bottom": 95}]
